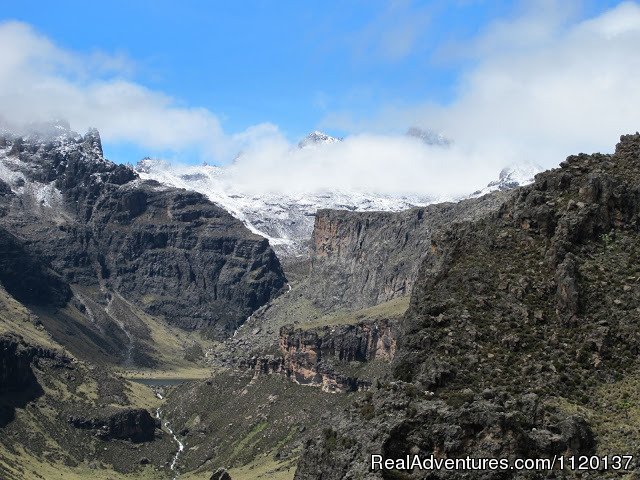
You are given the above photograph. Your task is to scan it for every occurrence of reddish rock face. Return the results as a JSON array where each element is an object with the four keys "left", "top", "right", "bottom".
[
  {"left": 279, "top": 319, "right": 396, "bottom": 364},
  {"left": 244, "top": 319, "right": 398, "bottom": 393},
  {"left": 277, "top": 319, "right": 397, "bottom": 393}
]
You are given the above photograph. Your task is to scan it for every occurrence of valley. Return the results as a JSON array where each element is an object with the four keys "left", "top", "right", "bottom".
[{"left": 1, "top": 122, "right": 640, "bottom": 480}]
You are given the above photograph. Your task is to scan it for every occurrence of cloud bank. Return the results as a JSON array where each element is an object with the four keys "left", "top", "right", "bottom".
[
  {"left": 0, "top": 21, "right": 267, "bottom": 160},
  {"left": 323, "top": 1, "right": 640, "bottom": 168},
  {"left": 2, "top": 2, "right": 640, "bottom": 197}
]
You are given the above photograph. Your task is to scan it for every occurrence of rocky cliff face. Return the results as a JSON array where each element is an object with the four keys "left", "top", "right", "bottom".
[
  {"left": 0, "top": 227, "right": 71, "bottom": 307},
  {"left": 308, "top": 192, "right": 510, "bottom": 311},
  {"left": 250, "top": 319, "right": 397, "bottom": 393},
  {"left": 0, "top": 335, "right": 39, "bottom": 395},
  {"left": 280, "top": 320, "right": 396, "bottom": 365},
  {"left": 0, "top": 334, "right": 64, "bottom": 393},
  {"left": 0, "top": 334, "right": 68, "bottom": 427},
  {"left": 281, "top": 320, "right": 397, "bottom": 393},
  {"left": 69, "top": 408, "right": 159, "bottom": 443},
  {"left": 0, "top": 123, "right": 287, "bottom": 340},
  {"left": 295, "top": 134, "right": 640, "bottom": 479}
]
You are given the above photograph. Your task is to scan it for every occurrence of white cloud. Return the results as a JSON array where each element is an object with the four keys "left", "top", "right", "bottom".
[
  {"left": 222, "top": 132, "right": 503, "bottom": 198},
  {"left": 348, "top": 1, "right": 431, "bottom": 62},
  {"left": 324, "top": 1, "right": 640, "bottom": 171},
  {"left": 3, "top": 3, "right": 640, "bottom": 199},
  {"left": 0, "top": 21, "right": 248, "bottom": 161}
]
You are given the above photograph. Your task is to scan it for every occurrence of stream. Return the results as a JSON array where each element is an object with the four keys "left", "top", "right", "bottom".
[{"left": 156, "top": 408, "right": 184, "bottom": 478}]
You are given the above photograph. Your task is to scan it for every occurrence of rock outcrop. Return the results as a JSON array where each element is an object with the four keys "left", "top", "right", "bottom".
[
  {"left": 295, "top": 134, "right": 640, "bottom": 479},
  {"left": 249, "top": 320, "right": 397, "bottom": 392},
  {"left": 0, "top": 335, "right": 39, "bottom": 394},
  {"left": 0, "top": 124, "right": 287, "bottom": 339},
  {"left": 68, "top": 408, "right": 159, "bottom": 442},
  {"left": 0, "top": 227, "right": 71, "bottom": 307},
  {"left": 280, "top": 320, "right": 396, "bottom": 365},
  {"left": 0, "top": 334, "right": 67, "bottom": 427},
  {"left": 210, "top": 467, "right": 232, "bottom": 480},
  {"left": 308, "top": 192, "right": 509, "bottom": 311},
  {"left": 0, "top": 334, "right": 64, "bottom": 394}
]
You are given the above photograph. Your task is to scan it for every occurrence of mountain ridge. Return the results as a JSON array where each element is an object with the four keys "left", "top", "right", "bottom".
[
  {"left": 0, "top": 122, "right": 287, "bottom": 344},
  {"left": 136, "top": 131, "right": 541, "bottom": 258},
  {"left": 293, "top": 133, "right": 640, "bottom": 479}
]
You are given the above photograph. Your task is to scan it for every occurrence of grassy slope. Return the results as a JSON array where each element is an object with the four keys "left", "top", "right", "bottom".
[
  {"left": 299, "top": 295, "right": 409, "bottom": 330},
  {"left": 163, "top": 372, "right": 356, "bottom": 478},
  {"left": 0, "top": 285, "right": 59, "bottom": 350},
  {"left": 0, "top": 285, "right": 178, "bottom": 479}
]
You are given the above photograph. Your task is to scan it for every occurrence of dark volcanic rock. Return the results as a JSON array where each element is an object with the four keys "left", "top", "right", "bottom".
[
  {"left": 90, "top": 185, "right": 286, "bottom": 334},
  {"left": 69, "top": 408, "right": 158, "bottom": 442},
  {"left": 0, "top": 334, "right": 64, "bottom": 427},
  {"left": 295, "top": 134, "right": 640, "bottom": 479},
  {"left": 0, "top": 335, "right": 39, "bottom": 394},
  {"left": 0, "top": 334, "right": 63, "bottom": 393},
  {"left": 308, "top": 192, "right": 509, "bottom": 311},
  {"left": 0, "top": 227, "right": 71, "bottom": 307},
  {"left": 0, "top": 124, "right": 287, "bottom": 338},
  {"left": 0, "top": 178, "right": 11, "bottom": 196},
  {"left": 210, "top": 467, "right": 232, "bottom": 480}
]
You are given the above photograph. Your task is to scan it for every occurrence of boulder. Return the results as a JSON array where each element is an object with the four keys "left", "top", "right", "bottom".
[{"left": 210, "top": 467, "right": 232, "bottom": 480}]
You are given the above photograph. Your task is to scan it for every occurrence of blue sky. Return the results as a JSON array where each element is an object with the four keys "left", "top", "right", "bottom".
[
  {"left": 1, "top": 0, "right": 638, "bottom": 193},
  {"left": 3, "top": 1, "right": 518, "bottom": 142}
]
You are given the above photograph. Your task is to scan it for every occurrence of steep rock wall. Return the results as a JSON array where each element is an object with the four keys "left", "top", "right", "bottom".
[
  {"left": 249, "top": 319, "right": 397, "bottom": 393},
  {"left": 0, "top": 126, "right": 287, "bottom": 337},
  {"left": 279, "top": 320, "right": 396, "bottom": 364},
  {"left": 69, "top": 408, "right": 159, "bottom": 443},
  {"left": 309, "top": 192, "right": 510, "bottom": 311},
  {"left": 0, "top": 227, "right": 71, "bottom": 307},
  {"left": 295, "top": 134, "right": 640, "bottom": 479}
]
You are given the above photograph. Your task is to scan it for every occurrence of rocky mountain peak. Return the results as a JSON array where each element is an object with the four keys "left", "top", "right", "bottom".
[
  {"left": 406, "top": 126, "right": 452, "bottom": 146},
  {"left": 0, "top": 123, "right": 287, "bottom": 341},
  {"left": 297, "top": 130, "right": 342, "bottom": 149},
  {"left": 0, "top": 119, "right": 77, "bottom": 142},
  {"left": 472, "top": 162, "right": 543, "bottom": 197},
  {"left": 82, "top": 127, "right": 103, "bottom": 158}
]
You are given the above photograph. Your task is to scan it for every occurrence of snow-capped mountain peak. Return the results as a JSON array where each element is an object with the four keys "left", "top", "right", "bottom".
[
  {"left": 135, "top": 158, "right": 434, "bottom": 257},
  {"left": 136, "top": 157, "right": 172, "bottom": 174},
  {"left": 297, "top": 131, "right": 342, "bottom": 149},
  {"left": 472, "top": 163, "right": 542, "bottom": 197},
  {"left": 134, "top": 129, "right": 540, "bottom": 258},
  {"left": 406, "top": 126, "right": 452, "bottom": 147}
]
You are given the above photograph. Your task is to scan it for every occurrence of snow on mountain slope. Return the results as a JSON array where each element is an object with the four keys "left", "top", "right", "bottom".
[
  {"left": 136, "top": 131, "right": 541, "bottom": 259},
  {"left": 136, "top": 157, "right": 435, "bottom": 257},
  {"left": 297, "top": 131, "right": 342, "bottom": 149},
  {"left": 0, "top": 120, "right": 108, "bottom": 220},
  {"left": 406, "top": 127, "right": 452, "bottom": 147},
  {"left": 471, "top": 163, "right": 542, "bottom": 197}
]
